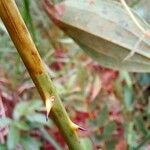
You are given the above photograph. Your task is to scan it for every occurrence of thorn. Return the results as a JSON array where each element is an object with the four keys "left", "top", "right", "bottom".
[
  {"left": 46, "top": 114, "right": 48, "bottom": 122},
  {"left": 78, "top": 126, "right": 87, "bottom": 131},
  {"left": 45, "top": 96, "right": 54, "bottom": 121},
  {"left": 71, "top": 122, "right": 87, "bottom": 131}
]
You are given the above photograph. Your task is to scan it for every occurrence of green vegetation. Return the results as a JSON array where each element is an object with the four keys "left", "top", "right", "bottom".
[{"left": 0, "top": 0, "right": 150, "bottom": 149}]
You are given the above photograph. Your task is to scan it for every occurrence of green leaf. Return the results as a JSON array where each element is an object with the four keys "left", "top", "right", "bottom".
[
  {"left": 97, "top": 105, "right": 108, "bottom": 127},
  {"left": 134, "top": 116, "right": 148, "bottom": 135},
  {"left": 77, "top": 66, "right": 88, "bottom": 89},
  {"left": 7, "top": 126, "right": 20, "bottom": 150},
  {"left": 123, "top": 85, "right": 134, "bottom": 112},
  {"left": 14, "top": 121, "right": 30, "bottom": 131},
  {"left": 23, "top": 0, "right": 37, "bottom": 43},
  {"left": 125, "top": 122, "right": 137, "bottom": 148},
  {"left": 13, "top": 100, "right": 42, "bottom": 120},
  {"left": 102, "top": 121, "right": 116, "bottom": 139},
  {"left": 106, "top": 140, "right": 117, "bottom": 150},
  {"left": 13, "top": 101, "right": 29, "bottom": 120},
  {"left": 0, "top": 117, "right": 12, "bottom": 128},
  {"left": 0, "top": 144, "right": 7, "bottom": 150},
  {"left": 67, "top": 74, "right": 77, "bottom": 89},
  {"left": 120, "top": 71, "right": 132, "bottom": 88},
  {"left": 27, "top": 100, "right": 43, "bottom": 113},
  {"left": 45, "top": 0, "right": 150, "bottom": 72},
  {"left": 21, "top": 136, "right": 41, "bottom": 150},
  {"left": 80, "top": 138, "right": 93, "bottom": 150},
  {"left": 26, "top": 113, "right": 51, "bottom": 126}
]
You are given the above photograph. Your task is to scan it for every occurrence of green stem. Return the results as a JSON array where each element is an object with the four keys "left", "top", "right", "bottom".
[{"left": 0, "top": 0, "right": 83, "bottom": 149}]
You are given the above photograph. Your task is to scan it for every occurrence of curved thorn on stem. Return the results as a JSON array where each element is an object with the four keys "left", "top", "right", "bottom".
[
  {"left": 45, "top": 96, "right": 55, "bottom": 121},
  {"left": 71, "top": 122, "right": 87, "bottom": 131}
]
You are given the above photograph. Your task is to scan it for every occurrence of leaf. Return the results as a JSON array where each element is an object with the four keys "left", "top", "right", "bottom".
[
  {"left": 77, "top": 66, "right": 88, "bottom": 89},
  {"left": 21, "top": 136, "right": 41, "bottom": 150},
  {"left": 26, "top": 113, "right": 51, "bottom": 126},
  {"left": 97, "top": 104, "right": 108, "bottom": 127},
  {"left": 90, "top": 75, "right": 101, "bottom": 100},
  {"left": 0, "top": 117, "right": 12, "bottom": 128},
  {"left": 7, "top": 126, "right": 20, "bottom": 150},
  {"left": 44, "top": 0, "right": 150, "bottom": 72},
  {"left": 13, "top": 101, "right": 29, "bottom": 120},
  {"left": 0, "top": 144, "right": 7, "bottom": 150},
  {"left": 67, "top": 73, "right": 77, "bottom": 89},
  {"left": 27, "top": 100, "right": 43, "bottom": 113},
  {"left": 125, "top": 122, "right": 137, "bottom": 148},
  {"left": 120, "top": 71, "right": 132, "bottom": 88},
  {"left": 102, "top": 121, "right": 116, "bottom": 139},
  {"left": 14, "top": 121, "right": 30, "bottom": 131},
  {"left": 106, "top": 139, "right": 117, "bottom": 150},
  {"left": 123, "top": 85, "right": 134, "bottom": 112},
  {"left": 134, "top": 116, "right": 148, "bottom": 135},
  {"left": 13, "top": 100, "right": 42, "bottom": 120}
]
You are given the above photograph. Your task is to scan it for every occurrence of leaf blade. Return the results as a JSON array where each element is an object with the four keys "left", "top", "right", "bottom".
[{"left": 44, "top": 0, "right": 150, "bottom": 72}]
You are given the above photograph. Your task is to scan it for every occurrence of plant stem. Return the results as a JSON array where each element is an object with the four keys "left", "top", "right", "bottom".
[
  {"left": 23, "top": 0, "right": 37, "bottom": 43},
  {"left": 0, "top": 0, "right": 82, "bottom": 149}
]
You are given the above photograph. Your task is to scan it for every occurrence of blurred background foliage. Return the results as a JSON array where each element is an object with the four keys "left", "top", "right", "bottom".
[{"left": 0, "top": 0, "right": 150, "bottom": 149}]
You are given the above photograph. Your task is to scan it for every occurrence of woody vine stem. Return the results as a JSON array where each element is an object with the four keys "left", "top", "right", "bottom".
[{"left": 0, "top": 0, "right": 83, "bottom": 149}]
